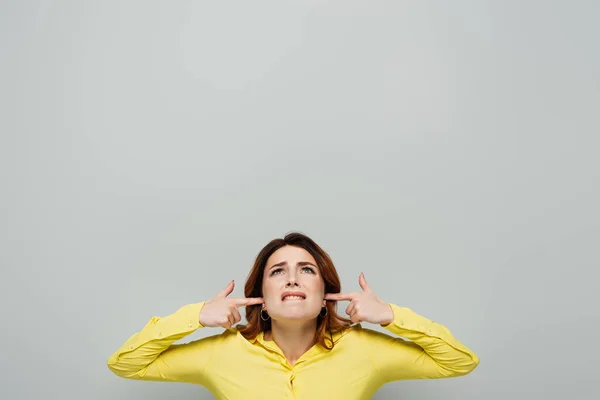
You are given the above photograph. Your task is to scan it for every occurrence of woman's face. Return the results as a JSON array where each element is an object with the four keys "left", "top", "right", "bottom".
[{"left": 262, "top": 245, "right": 326, "bottom": 322}]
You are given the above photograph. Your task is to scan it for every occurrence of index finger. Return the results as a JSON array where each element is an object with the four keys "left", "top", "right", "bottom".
[
  {"left": 324, "top": 292, "right": 356, "bottom": 301},
  {"left": 233, "top": 297, "right": 264, "bottom": 306}
]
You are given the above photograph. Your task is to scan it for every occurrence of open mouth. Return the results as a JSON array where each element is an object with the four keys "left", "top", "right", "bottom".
[{"left": 281, "top": 292, "right": 306, "bottom": 301}]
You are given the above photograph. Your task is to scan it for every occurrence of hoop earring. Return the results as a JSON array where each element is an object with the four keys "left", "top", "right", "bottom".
[
  {"left": 319, "top": 307, "right": 328, "bottom": 318},
  {"left": 260, "top": 309, "right": 270, "bottom": 321}
]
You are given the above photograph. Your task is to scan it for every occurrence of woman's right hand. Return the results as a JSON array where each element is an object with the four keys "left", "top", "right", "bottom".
[{"left": 199, "top": 280, "right": 263, "bottom": 328}]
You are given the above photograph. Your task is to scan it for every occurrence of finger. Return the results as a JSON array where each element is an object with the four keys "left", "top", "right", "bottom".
[
  {"left": 231, "top": 307, "right": 242, "bottom": 324},
  {"left": 217, "top": 280, "right": 235, "bottom": 298},
  {"left": 350, "top": 311, "right": 361, "bottom": 324},
  {"left": 219, "top": 316, "right": 232, "bottom": 329},
  {"left": 358, "top": 273, "right": 371, "bottom": 292},
  {"left": 345, "top": 302, "right": 355, "bottom": 316},
  {"left": 227, "top": 313, "right": 235, "bottom": 327},
  {"left": 233, "top": 297, "right": 264, "bottom": 306},
  {"left": 324, "top": 292, "right": 357, "bottom": 301}
]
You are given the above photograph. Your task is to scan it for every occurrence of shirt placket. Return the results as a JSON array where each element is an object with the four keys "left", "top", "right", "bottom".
[{"left": 257, "top": 339, "right": 297, "bottom": 398}]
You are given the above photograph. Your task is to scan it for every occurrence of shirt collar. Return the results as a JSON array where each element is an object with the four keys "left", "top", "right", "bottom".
[{"left": 248, "top": 326, "right": 354, "bottom": 347}]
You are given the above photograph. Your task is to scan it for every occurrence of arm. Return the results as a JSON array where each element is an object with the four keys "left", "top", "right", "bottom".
[
  {"left": 106, "top": 302, "right": 217, "bottom": 385},
  {"left": 364, "top": 304, "right": 479, "bottom": 383}
]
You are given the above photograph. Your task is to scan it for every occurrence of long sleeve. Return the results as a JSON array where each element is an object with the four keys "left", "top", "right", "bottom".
[
  {"left": 363, "top": 303, "right": 479, "bottom": 383},
  {"left": 106, "top": 302, "right": 217, "bottom": 385}
]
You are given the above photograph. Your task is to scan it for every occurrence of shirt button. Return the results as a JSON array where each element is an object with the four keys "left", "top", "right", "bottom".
[
  {"left": 399, "top": 320, "right": 404, "bottom": 326},
  {"left": 129, "top": 345, "right": 134, "bottom": 349},
  {"left": 158, "top": 332, "right": 162, "bottom": 338}
]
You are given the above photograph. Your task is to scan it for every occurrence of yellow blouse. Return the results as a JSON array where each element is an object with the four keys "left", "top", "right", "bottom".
[{"left": 107, "top": 302, "right": 479, "bottom": 399}]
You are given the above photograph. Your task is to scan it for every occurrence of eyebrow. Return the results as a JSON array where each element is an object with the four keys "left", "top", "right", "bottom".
[{"left": 269, "top": 261, "right": 317, "bottom": 269}]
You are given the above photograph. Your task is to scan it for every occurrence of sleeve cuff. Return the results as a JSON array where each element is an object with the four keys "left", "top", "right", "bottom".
[
  {"left": 143, "top": 301, "right": 206, "bottom": 340},
  {"left": 190, "top": 302, "right": 206, "bottom": 329},
  {"left": 380, "top": 303, "right": 437, "bottom": 337}
]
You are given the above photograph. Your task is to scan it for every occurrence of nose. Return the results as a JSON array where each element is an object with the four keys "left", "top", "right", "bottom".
[{"left": 286, "top": 280, "right": 299, "bottom": 287}]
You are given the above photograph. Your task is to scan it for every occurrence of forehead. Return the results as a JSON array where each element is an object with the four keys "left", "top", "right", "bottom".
[{"left": 265, "top": 245, "right": 317, "bottom": 267}]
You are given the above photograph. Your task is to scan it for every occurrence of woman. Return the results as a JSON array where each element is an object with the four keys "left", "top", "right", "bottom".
[{"left": 107, "top": 232, "right": 479, "bottom": 399}]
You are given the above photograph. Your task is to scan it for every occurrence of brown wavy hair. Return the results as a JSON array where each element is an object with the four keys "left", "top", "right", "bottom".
[{"left": 236, "top": 232, "right": 351, "bottom": 350}]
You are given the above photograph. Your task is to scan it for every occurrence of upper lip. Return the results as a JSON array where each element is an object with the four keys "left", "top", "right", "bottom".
[{"left": 281, "top": 291, "right": 306, "bottom": 300}]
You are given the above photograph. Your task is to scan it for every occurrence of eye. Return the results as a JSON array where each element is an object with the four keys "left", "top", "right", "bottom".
[
  {"left": 302, "top": 267, "right": 316, "bottom": 274},
  {"left": 270, "top": 268, "right": 283, "bottom": 275}
]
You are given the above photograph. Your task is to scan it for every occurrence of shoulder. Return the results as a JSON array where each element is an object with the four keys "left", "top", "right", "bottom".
[
  {"left": 337, "top": 323, "right": 406, "bottom": 344},
  {"left": 330, "top": 323, "right": 364, "bottom": 344},
  {"left": 186, "top": 327, "right": 241, "bottom": 347}
]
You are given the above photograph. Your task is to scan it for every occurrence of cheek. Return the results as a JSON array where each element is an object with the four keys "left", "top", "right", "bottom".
[
  {"left": 306, "top": 276, "right": 325, "bottom": 295},
  {"left": 262, "top": 280, "right": 278, "bottom": 302}
]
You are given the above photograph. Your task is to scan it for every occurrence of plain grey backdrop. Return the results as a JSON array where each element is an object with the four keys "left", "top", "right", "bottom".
[{"left": 1, "top": 1, "right": 598, "bottom": 399}]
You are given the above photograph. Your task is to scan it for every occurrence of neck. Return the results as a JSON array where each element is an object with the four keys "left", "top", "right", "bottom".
[{"left": 265, "top": 319, "right": 318, "bottom": 366}]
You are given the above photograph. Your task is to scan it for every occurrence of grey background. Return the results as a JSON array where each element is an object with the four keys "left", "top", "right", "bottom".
[{"left": 1, "top": 1, "right": 598, "bottom": 399}]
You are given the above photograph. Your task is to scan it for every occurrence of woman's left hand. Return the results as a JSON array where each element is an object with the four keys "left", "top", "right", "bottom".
[{"left": 324, "top": 273, "right": 394, "bottom": 325}]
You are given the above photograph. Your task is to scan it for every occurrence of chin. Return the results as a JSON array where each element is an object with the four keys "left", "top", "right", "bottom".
[{"left": 273, "top": 311, "right": 317, "bottom": 322}]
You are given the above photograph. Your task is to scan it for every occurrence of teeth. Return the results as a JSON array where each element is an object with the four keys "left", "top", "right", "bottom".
[{"left": 283, "top": 296, "right": 304, "bottom": 300}]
